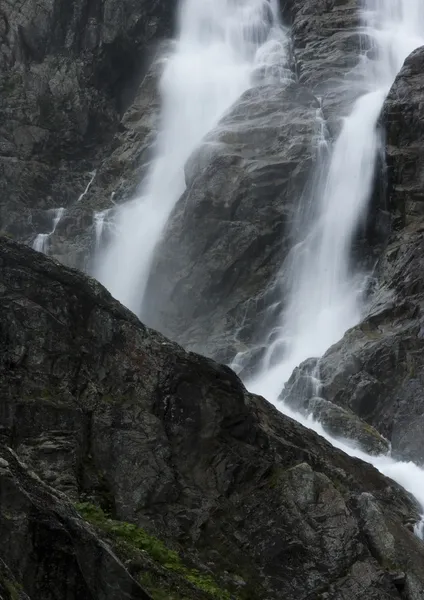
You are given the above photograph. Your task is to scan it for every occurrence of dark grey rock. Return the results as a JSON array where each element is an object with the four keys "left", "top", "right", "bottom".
[
  {"left": 1, "top": 237, "right": 424, "bottom": 599},
  {"left": 0, "top": 0, "right": 175, "bottom": 258},
  {"left": 383, "top": 46, "right": 424, "bottom": 228},
  {"left": 0, "top": 447, "right": 152, "bottom": 600}
]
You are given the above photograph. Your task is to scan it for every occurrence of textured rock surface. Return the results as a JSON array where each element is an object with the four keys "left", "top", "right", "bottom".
[
  {"left": 48, "top": 48, "right": 167, "bottom": 271},
  {"left": 384, "top": 46, "right": 424, "bottom": 229},
  {"left": 283, "top": 365, "right": 391, "bottom": 457},
  {"left": 1, "top": 237, "right": 424, "bottom": 599},
  {"left": 0, "top": 0, "right": 370, "bottom": 361},
  {"left": 143, "top": 82, "right": 319, "bottom": 361},
  {"left": 141, "top": 0, "right": 368, "bottom": 360},
  {"left": 284, "top": 0, "right": 363, "bottom": 128},
  {"left": 296, "top": 223, "right": 424, "bottom": 466},
  {"left": 0, "top": 447, "right": 152, "bottom": 600},
  {"left": 0, "top": 0, "right": 174, "bottom": 260}
]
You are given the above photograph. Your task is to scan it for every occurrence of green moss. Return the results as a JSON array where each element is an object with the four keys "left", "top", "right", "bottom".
[
  {"left": 331, "top": 477, "right": 349, "bottom": 495},
  {"left": 75, "top": 502, "right": 232, "bottom": 600},
  {"left": 268, "top": 465, "right": 285, "bottom": 489},
  {"left": 101, "top": 395, "right": 115, "bottom": 404},
  {"left": 1, "top": 73, "right": 22, "bottom": 94},
  {"left": 101, "top": 394, "right": 132, "bottom": 405},
  {"left": 3, "top": 579, "right": 23, "bottom": 600}
]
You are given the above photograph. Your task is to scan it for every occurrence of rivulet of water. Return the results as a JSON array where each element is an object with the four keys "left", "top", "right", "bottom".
[{"left": 32, "top": 207, "right": 65, "bottom": 255}]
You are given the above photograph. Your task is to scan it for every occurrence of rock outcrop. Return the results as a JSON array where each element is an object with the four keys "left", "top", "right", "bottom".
[
  {"left": 384, "top": 46, "right": 424, "bottom": 229},
  {"left": 141, "top": 0, "right": 370, "bottom": 360},
  {"left": 0, "top": 447, "right": 152, "bottom": 600},
  {"left": 1, "top": 236, "right": 424, "bottom": 599}
]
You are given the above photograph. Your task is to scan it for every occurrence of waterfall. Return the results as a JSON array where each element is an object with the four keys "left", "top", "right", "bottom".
[
  {"left": 249, "top": 0, "right": 424, "bottom": 533},
  {"left": 250, "top": 0, "right": 424, "bottom": 400},
  {"left": 90, "top": 0, "right": 424, "bottom": 535},
  {"left": 77, "top": 170, "right": 96, "bottom": 204},
  {"left": 32, "top": 208, "right": 65, "bottom": 255},
  {"left": 95, "top": 0, "right": 287, "bottom": 316}
]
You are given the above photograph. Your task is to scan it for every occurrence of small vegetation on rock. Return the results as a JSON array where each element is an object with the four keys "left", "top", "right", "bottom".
[{"left": 75, "top": 502, "right": 234, "bottom": 600}]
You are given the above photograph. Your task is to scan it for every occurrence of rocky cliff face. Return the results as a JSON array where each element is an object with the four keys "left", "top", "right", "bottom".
[
  {"left": 0, "top": 0, "right": 370, "bottom": 356},
  {"left": 0, "top": 0, "right": 174, "bottom": 266},
  {"left": 1, "top": 236, "right": 424, "bottom": 599},
  {"left": 2, "top": 0, "right": 424, "bottom": 597},
  {"left": 142, "top": 82, "right": 319, "bottom": 362}
]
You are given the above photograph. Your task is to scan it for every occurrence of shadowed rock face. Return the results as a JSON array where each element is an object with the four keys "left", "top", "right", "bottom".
[
  {"left": 0, "top": 447, "right": 152, "bottom": 600},
  {"left": 0, "top": 0, "right": 175, "bottom": 259},
  {"left": 1, "top": 236, "right": 424, "bottom": 599},
  {"left": 384, "top": 47, "right": 424, "bottom": 229}
]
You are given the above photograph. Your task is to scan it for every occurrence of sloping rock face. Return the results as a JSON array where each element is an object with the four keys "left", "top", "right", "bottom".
[
  {"left": 1, "top": 237, "right": 424, "bottom": 599},
  {"left": 384, "top": 47, "right": 424, "bottom": 229},
  {"left": 283, "top": 47, "right": 424, "bottom": 466},
  {"left": 0, "top": 447, "right": 152, "bottom": 600},
  {"left": 0, "top": 0, "right": 174, "bottom": 261},
  {"left": 284, "top": 0, "right": 362, "bottom": 119}
]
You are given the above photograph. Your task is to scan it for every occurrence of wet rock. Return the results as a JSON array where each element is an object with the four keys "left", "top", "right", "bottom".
[
  {"left": 282, "top": 359, "right": 389, "bottom": 456},
  {"left": 310, "top": 226, "right": 424, "bottom": 465},
  {"left": 1, "top": 237, "right": 424, "bottom": 599},
  {"left": 383, "top": 46, "right": 424, "bottom": 228},
  {"left": 47, "top": 45, "right": 169, "bottom": 271},
  {"left": 143, "top": 81, "right": 320, "bottom": 361},
  {"left": 284, "top": 0, "right": 365, "bottom": 132},
  {"left": 308, "top": 397, "right": 390, "bottom": 456}
]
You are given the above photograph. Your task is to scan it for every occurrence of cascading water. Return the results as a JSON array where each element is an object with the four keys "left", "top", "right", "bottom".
[
  {"left": 95, "top": 0, "right": 287, "bottom": 316},
  {"left": 90, "top": 0, "right": 424, "bottom": 537},
  {"left": 248, "top": 0, "right": 424, "bottom": 534},
  {"left": 32, "top": 207, "right": 65, "bottom": 255},
  {"left": 250, "top": 0, "right": 424, "bottom": 401}
]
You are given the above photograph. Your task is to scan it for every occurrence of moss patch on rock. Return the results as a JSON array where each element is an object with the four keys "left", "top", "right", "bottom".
[{"left": 75, "top": 502, "right": 237, "bottom": 600}]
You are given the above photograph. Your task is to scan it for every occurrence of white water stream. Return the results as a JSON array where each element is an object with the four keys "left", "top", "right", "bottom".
[
  {"left": 93, "top": 0, "right": 424, "bottom": 535},
  {"left": 32, "top": 207, "right": 65, "bottom": 255},
  {"left": 95, "top": 0, "right": 286, "bottom": 316},
  {"left": 248, "top": 0, "right": 424, "bottom": 534}
]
